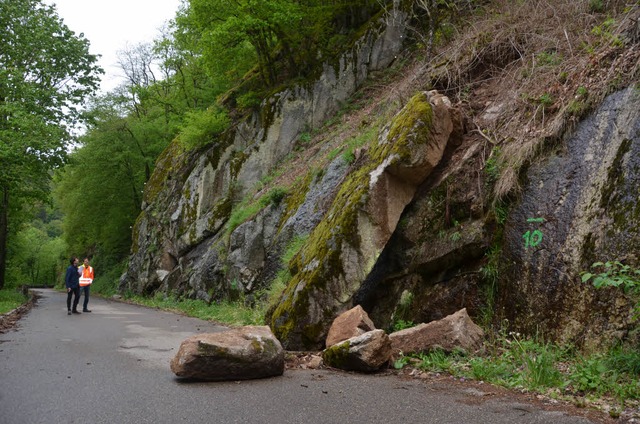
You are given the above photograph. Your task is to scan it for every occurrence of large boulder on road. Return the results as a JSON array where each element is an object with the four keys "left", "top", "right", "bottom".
[{"left": 170, "top": 326, "right": 284, "bottom": 381}]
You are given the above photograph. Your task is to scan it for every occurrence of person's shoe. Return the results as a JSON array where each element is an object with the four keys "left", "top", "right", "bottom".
[
  {"left": 72, "top": 310, "right": 81, "bottom": 314},
  {"left": 83, "top": 309, "right": 91, "bottom": 313},
  {"left": 68, "top": 310, "right": 71, "bottom": 315}
]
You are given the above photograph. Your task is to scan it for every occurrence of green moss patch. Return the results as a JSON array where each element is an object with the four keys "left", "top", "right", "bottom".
[{"left": 322, "top": 341, "right": 351, "bottom": 368}]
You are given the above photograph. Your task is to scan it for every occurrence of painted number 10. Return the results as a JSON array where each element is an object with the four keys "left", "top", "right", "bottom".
[{"left": 523, "top": 230, "right": 543, "bottom": 249}]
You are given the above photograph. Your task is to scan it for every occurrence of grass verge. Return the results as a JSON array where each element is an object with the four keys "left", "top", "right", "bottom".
[
  {"left": 124, "top": 293, "right": 265, "bottom": 327},
  {"left": 0, "top": 287, "right": 28, "bottom": 315},
  {"left": 396, "top": 331, "right": 640, "bottom": 416}
]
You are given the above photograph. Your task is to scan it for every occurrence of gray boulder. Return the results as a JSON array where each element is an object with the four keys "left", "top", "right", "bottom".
[
  {"left": 323, "top": 329, "right": 391, "bottom": 372},
  {"left": 170, "top": 326, "right": 284, "bottom": 381}
]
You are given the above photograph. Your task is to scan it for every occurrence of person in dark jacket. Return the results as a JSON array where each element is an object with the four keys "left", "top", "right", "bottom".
[{"left": 65, "top": 257, "right": 81, "bottom": 315}]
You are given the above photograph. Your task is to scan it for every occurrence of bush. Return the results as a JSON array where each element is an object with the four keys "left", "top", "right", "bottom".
[{"left": 178, "top": 107, "right": 230, "bottom": 150}]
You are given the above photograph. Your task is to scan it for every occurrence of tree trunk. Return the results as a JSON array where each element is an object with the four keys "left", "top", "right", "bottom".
[{"left": 0, "top": 187, "right": 8, "bottom": 290}]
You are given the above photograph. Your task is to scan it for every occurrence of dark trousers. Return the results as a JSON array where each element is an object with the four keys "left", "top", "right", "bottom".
[
  {"left": 80, "top": 285, "right": 90, "bottom": 310},
  {"left": 67, "top": 287, "right": 80, "bottom": 311}
]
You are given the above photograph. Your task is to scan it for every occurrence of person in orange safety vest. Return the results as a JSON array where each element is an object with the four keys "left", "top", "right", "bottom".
[{"left": 77, "top": 257, "right": 94, "bottom": 312}]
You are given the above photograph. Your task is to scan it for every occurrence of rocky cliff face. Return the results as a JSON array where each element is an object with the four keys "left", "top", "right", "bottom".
[
  {"left": 121, "top": 2, "right": 640, "bottom": 351},
  {"left": 499, "top": 87, "right": 640, "bottom": 350},
  {"left": 119, "top": 4, "right": 412, "bottom": 302}
]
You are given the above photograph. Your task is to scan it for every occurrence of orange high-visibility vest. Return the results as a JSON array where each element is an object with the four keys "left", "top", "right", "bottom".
[{"left": 79, "top": 266, "right": 94, "bottom": 286}]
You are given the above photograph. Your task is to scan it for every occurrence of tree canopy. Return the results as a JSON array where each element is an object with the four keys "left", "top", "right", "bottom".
[
  {"left": 18, "top": 0, "right": 388, "bottom": 289},
  {"left": 0, "top": 0, "right": 102, "bottom": 289}
]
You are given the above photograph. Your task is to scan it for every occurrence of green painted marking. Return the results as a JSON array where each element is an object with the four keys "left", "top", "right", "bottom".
[
  {"left": 523, "top": 229, "right": 543, "bottom": 249},
  {"left": 527, "top": 217, "right": 545, "bottom": 223}
]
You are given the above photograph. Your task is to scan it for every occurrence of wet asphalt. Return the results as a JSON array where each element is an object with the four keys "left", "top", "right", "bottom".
[{"left": 0, "top": 289, "right": 609, "bottom": 424}]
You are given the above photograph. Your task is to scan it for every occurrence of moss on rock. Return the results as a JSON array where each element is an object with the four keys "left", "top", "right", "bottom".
[
  {"left": 322, "top": 340, "right": 351, "bottom": 368},
  {"left": 269, "top": 91, "right": 439, "bottom": 349}
]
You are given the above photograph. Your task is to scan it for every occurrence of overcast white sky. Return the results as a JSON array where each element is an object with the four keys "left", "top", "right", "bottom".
[{"left": 48, "top": 0, "right": 183, "bottom": 92}]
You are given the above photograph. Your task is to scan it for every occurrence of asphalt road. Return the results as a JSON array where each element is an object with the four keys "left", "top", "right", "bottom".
[{"left": 0, "top": 289, "right": 609, "bottom": 424}]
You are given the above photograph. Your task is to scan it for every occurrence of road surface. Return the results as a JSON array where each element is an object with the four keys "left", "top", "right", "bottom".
[{"left": 0, "top": 289, "right": 609, "bottom": 424}]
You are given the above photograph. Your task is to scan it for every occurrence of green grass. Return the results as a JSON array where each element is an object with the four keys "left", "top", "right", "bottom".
[
  {"left": 226, "top": 186, "right": 289, "bottom": 236},
  {"left": 395, "top": 331, "right": 640, "bottom": 407},
  {"left": 126, "top": 293, "right": 264, "bottom": 326},
  {"left": 0, "top": 288, "right": 28, "bottom": 314}
]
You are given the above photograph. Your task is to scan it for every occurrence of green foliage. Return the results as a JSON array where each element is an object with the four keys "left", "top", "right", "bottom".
[
  {"left": 178, "top": 106, "right": 230, "bottom": 150},
  {"left": 537, "top": 93, "right": 554, "bottom": 108},
  {"left": 484, "top": 145, "right": 502, "bottom": 184},
  {"left": 6, "top": 223, "right": 67, "bottom": 287},
  {"left": 392, "top": 319, "right": 415, "bottom": 332},
  {"left": 397, "top": 328, "right": 640, "bottom": 407},
  {"left": 181, "top": 0, "right": 384, "bottom": 88},
  {"left": 417, "top": 348, "right": 465, "bottom": 373},
  {"left": 414, "top": 0, "right": 478, "bottom": 54},
  {"left": 536, "top": 51, "right": 562, "bottom": 66},
  {"left": 480, "top": 245, "right": 501, "bottom": 283},
  {"left": 127, "top": 292, "right": 264, "bottom": 326},
  {"left": 582, "top": 261, "right": 640, "bottom": 317},
  {"left": 567, "top": 99, "right": 589, "bottom": 116},
  {"left": 53, "top": 92, "right": 177, "bottom": 272},
  {"left": 89, "top": 260, "right": 127, "bottom": 297},
  {"left": 468, "top": 356, "right": 512, "bottom": 382},
  {"left": 259, "top": 233, "right": 309, "bottom": 313},
  {"left": 590, "top": 17, "right": 624, "bottom": 47},
  {"left": 512, "top": 338, "right": 563, "bottom": 389},
  {"left": 226, "top": 186, "right": 289, "bottom": 236},
  {"left": 340, "top": 124, "right": 379, "bottom": 165},
  {"left": 264, "top": 186, "right": 288, "bottom": 207},
  {"left": 479, "top": 245, "right": 501, "bottom": 326},
  {"left": 604, "top": 347, "right": 640, "bottom": 375},
  {"left": 391, "top": 290, "right": 414, "bottom": 327},
  {"left": 393, "top": 354, "right": 412, "bottom": 370},
  {"left": 470, "top": 332, "right": 564, "bottom": 389},
  {"left": 342, "top": 150, "right": 356, "bottom": 164},
  {"left": 0, "top": 0, "right": 102, "bottom": 289},
  {"left": 581, "top": 261, "right": 640, "bottom": 291},
  {"left": 588, "top": 0, "right": 604, "bottom": 13},
  {"left": 227, "top": 203, "right": 263, "bottom": 236},
  {"left": 569, "top": 355, "right": 610, "bottom": 393},
  {"left": 236, "top": 91, "right": 263, "bottom": 110},
  {"left": 282, "top": 234, "right": 309, "bottom": 265},
  {"left": 298, "top": 132, "right": 312, "bottom": 145},
  {"left": 0, "top": 287, "right": 28, "bottom": 314}
]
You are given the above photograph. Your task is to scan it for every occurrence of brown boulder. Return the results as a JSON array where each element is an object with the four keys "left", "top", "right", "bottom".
[
  {"left": 326, "top": 305, "right": 376, "bottom": 348},
  {"left": 389, "top": 308, "right": 484, "bottom": 357},
  {"left": 170, "top": 326, "right": 284, "bottom": 381}
]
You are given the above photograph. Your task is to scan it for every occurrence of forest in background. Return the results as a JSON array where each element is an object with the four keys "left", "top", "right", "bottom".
[{"left": 2, "top": 0, "right": 391, "bottom": 294}]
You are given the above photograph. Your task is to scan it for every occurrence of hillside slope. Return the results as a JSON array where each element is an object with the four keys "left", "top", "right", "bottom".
[{"left": 120, "top": 0, "right": 640, "bottom": 350}]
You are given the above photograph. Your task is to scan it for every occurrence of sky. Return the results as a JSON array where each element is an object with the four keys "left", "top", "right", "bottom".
[{"left": 48, "top": 0, "right": 183, "bottom": 93}]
